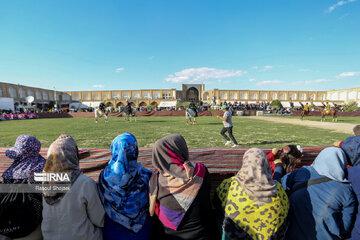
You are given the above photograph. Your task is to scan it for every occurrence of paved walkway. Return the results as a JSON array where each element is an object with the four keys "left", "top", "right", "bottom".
[{"left": 249, "top": 116, "right": 355, "bottom": 134}]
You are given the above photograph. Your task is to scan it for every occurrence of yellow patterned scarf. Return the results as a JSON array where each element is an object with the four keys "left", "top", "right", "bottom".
[{"left": 216, "top": 177, "right": 289, "bottom": 240}]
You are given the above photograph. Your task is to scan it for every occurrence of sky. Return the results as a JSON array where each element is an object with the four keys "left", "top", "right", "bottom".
[{"left": 0, "top": 0, "right": 360, "bottom": 92}]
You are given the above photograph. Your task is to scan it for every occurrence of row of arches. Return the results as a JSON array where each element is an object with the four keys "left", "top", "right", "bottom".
[
  {"left": 203, "top": 91, "right": 326, "bottom": 101},
  {"left": 104, "top": 101, "right": 159, "bottom": 108}
]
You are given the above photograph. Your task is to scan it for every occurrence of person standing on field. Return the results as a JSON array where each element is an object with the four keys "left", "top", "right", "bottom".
[{"left": 217, "top": 105, "right": 239, "bottom": 147}]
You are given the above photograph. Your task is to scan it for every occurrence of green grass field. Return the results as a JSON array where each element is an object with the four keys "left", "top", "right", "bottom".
[
  {"left": 0, "top": 116, "right": 353, "bottom": 148},
  {"left": 267, "top": 115, "right": 360, "bottom": 124}
]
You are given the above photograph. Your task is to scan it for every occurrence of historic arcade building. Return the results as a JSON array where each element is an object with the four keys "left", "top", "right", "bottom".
[{"left": 1, "top": 82, "right": 360, "bottom": 109}]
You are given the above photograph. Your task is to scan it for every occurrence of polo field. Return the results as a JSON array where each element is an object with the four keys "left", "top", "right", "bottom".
[{"left": 0, "top": 116, "right": 354, "bottom": 149}]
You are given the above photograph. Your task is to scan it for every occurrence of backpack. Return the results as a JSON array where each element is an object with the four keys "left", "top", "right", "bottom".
[{"left": 0, "top": 183, "right": 42, "bottom": 238}]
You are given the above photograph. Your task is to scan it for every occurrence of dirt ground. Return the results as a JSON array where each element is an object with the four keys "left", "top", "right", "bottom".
[{"left": 249, "top": 116, "right": 355, "bottom": 134}]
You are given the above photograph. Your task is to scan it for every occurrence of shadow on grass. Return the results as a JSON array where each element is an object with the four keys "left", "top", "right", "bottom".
[
  {"left": 204, "top": 123, "right": 222, "bottom": 125},
  {"left": 248, "top": 140, "right": 291, "bottom": 146},
  {"left": 140, "top": 120, "right": 168, "bottom": 123}
]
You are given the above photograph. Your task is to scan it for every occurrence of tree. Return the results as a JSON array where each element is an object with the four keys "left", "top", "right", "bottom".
[
  {"left": 48, "top": 101, "right": 55, "bottom": 109},
  {"left": 176, "top": 101, "right": 191, "bottom": 108},
  {"left": 271, "top": 100, "right": 283, "bottom": 110},
  {"left": 343, "top": 101, "right": 359, "bottom": 112}
]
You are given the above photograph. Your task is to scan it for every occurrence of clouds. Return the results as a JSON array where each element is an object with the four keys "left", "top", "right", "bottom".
[
  {"left": 328, "top": 0, "right": 358, "bottom": 12},
  {"left": 259, "top": 65, "right": 273, "bottom": 72},
  {"left": 336, "top": 72, "right": 360, "bottom": 78},
  {"left": 115, "top": 67, "right": 125, "bottom": 73},
  {"left": 256, "top": 80, "right": 281, "bottom": 86},
  {"left": 249, "top": 78, "right": 256, "bottom": 82},
  {"left": 93, "top": 84, "right": 105, "bottom": 88},
  {"left": 292, "top": 79, "right": 332, "bottom": 85},
  {"left": 165, "top": 67, "right": 246, "bottom": 83}
]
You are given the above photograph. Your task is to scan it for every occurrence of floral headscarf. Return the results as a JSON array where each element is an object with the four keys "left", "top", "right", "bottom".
[
  {"left": 43, "top": 134, "right": 82, "bottom": 205},
  {"left": 98, "top": 133, "right": 152, "bottom": 234},
  {"left": 2, "top": 135, "right": 46, "bottom": 180}
]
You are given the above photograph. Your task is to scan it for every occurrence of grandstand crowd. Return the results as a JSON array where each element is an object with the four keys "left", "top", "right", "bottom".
[{"left": 1, "top": 125, "right": 360, "bottom": 240}]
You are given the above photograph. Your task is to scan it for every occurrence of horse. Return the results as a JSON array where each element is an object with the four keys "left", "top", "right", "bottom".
[
  {"left": 185, "top": 108, "right": 197, "bottom": 125},
  {"left": 299, "top": 102, "right": 309, "bottom": 120},
  {"left": 318, "top": 105, "right": 338, "bottom": 122},
  {"left": 119, "top": 106, "right": 137, "bottom": 122},
  {"left": 94, "top": 107, "right": 110, "bottom": 123}
]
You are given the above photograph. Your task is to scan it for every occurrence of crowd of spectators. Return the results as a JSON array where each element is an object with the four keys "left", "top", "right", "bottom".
[{"left": 2, "top": 126, "right": 360, "bottom": 239}]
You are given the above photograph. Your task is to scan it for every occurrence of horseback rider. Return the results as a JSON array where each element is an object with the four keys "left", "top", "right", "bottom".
[
  {"left": 189, "top": 101, "right": 198, "bottom": 117},
  {"left": 323, "top": 102, "right": 331, "bottom": 114},
  {"left": 303, "top": 103, "right": 309, "bottom": 113},
  {"left": 99, "top": 102, "right": 106, "bottom": 112},
  {"left": 126, "top": 100, "right": 132, "bottom": 115},
  {"left": 95, "top": 102, "right": 108, "bottom": 123}
]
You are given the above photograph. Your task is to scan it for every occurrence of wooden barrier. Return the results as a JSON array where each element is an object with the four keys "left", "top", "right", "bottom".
[
  {"left": 37, "top": 110, "right": 224, "bottom": 119},
  {"left": 0, "top": 146, "right": 327, "bottom": 201}
]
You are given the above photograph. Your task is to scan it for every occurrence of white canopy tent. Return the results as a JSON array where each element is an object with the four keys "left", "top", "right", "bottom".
[
  {"left": 312, "top": 102, "right": 324, "bottom": 107},
  {"left": 70, "top": 102, "right": 91, "bottom": 109},
  {"left": 80, "top": 102, "right": 101, "bottom": 108},
  {"left": 281, "top": 102, "right": 291, "bottom": 108},
  {"left": 158, "top": 101, "right": 177, "bottom": 107}
]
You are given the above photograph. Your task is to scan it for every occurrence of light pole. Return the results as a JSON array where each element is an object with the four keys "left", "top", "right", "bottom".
[{"left": 54, "top": 87, "right": 57, "bottom": 110}]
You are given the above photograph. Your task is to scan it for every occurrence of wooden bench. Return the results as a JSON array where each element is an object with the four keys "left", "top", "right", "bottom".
[{"left": 0, "top": 146, "right": 327, "bottom": 199}]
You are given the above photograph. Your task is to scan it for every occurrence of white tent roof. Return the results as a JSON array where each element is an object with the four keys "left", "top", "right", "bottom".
[
  {"left": 312, "top": 102, "right": 323, "bottom": 106},
  {"left": 80, "top": 102, "right": 101, "bottom": 108},
  {"left": 159, "top": 101, "right": 177, "bottom": 107},
  {"left": 281, "top": 102, "right": 291, "bottom": 108},
  {"left": 70, "top": 102, "right": 90, "bottom": 109}
]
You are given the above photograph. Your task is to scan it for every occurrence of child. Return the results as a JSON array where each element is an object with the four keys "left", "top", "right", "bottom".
[{"left": 267, "top": 145, "right": 303, "bottom": 177}]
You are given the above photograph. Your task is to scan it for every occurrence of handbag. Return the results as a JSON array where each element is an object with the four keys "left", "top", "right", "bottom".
[{"left": 0, "top": 181, "right": 42, "bottom": 238}]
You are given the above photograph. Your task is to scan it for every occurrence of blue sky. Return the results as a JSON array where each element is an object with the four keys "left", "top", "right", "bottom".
[{"left": 1, "top": 0, "right": 359, "bottom": 92}]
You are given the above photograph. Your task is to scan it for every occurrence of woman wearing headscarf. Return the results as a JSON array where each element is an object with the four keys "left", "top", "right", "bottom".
[
  {"left": 41, "top": 134, "right": 105, "bottom": 240},
  {"left": 277, "top": 147, "right": 356, "bottom": 240},
  {"left": 214, "top": 148, "right": 289, "bottom": 240},
  {"left": 0, "top": 135, "right": 45, "bottom": 240},
  {"left": 97, "top": 133, "right": 152, "bottom": 240},
  {"left": 149, "top": 134, "right": 211, "bottom": 240}
]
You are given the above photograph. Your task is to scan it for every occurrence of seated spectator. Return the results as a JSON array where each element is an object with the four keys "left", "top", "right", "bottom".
[
  {"left": 214, "top": 148, "right": 289, "bottom": 240},
  {"left": 354, "top": 125, "right": 360, "bottom": 136},
  {"left": 341, "top": 136, "right": 360, "bottom": 240},
  {"left": 41, "top": 134, "right": 105, "bottom": 240},
  {"left": 0, "top": 135, "right": 45, "bottom": 240},
  {"left": 97, "top": 133, "right": 152, "bottom": 240},
  {"left": 333, "top": 124, "right": 360, "bottom": 147},
  {"left": 149, "top": 134, "right": 211, "bottom": 240},
  {"left": 267, "top": 145, "right": 303, "bottom": 176},
  {"left": 276, "top": 147, "right": 356, "bottom": 240}
]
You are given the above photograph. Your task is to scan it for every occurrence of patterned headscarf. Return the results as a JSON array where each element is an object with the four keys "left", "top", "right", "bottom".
[
  {"left": 2, "top": 135, "right": 46, "bottom": 180},
  {"left": 149, "top": 134, "right": 206, "bottom": 230},
  {"left": 235, "top": 148, "right": 278, "bottom": 205},
  {"left": 312, "top": 147, "right": 349, "bottom": 182},
  {"left": 43, "top": 134, "right": 82, "bottom": 205},
  {"left": 98, "top": 133, "right": 152, "bottom": 234}
]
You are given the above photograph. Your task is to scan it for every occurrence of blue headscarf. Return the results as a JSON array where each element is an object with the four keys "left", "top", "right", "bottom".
[
  {"left": 98, "top": 133, "right": 152, "bottom": 233},
  {"left": 312, "top": 147, "right": 348, "bottom": 183}
]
